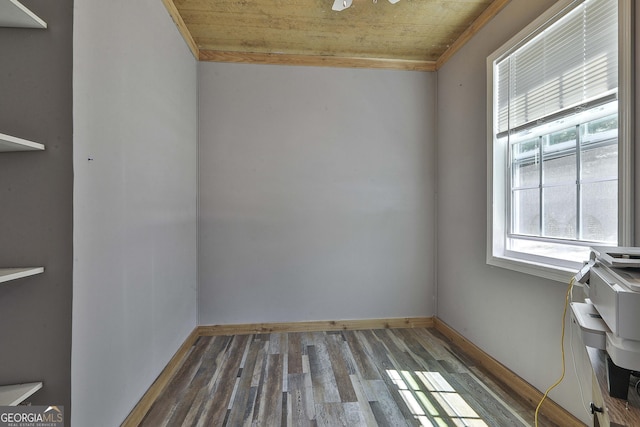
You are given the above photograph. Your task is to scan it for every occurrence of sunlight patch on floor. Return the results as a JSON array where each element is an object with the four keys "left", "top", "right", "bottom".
[{"left": 387, "top": 369, "right": 488, "bottom": 427}]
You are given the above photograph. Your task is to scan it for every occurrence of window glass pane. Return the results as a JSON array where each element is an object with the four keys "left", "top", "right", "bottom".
[
  {"left": 543, "top": 185, "right": 576, "bottom": 239},
  {"left": 512, "top": 188, "right": 539, "bottom": 235},
  {"left": 581, "top": 142, "right": 617, "bottom": 180},
  {"left": 543, "top": 128, "right": 577, "bottom": 185},
  {"left": 581, "top": 181, "right": 617, "bottom": 242},
  {"left": 511, "top": 138, "right": 539, "bottom": 188},
  {"left": 581, "top": 114, "right": 618, "bottom": 180}
]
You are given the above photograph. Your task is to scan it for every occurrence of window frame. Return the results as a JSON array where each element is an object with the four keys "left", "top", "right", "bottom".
[{"left": 486, "top": 0, "right": 634, "bottom": 283}]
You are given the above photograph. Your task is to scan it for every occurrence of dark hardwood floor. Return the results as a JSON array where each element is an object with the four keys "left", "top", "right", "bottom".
[{"left": 139, "top": 327, "right": 557, "bottom": 426}]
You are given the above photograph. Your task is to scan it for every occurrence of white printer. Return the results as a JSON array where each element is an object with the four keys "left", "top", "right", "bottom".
[{"left": 571, "top": 246, "right": 640, "bottom": 399}]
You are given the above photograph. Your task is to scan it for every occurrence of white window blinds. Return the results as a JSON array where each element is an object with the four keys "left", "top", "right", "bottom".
[{"left": 496, "top": 0, "right": 618, "bottom": 137}]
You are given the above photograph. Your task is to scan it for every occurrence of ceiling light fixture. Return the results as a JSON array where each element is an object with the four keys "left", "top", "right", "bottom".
[
  {"left": 332, "top": 0, "right": 352, "bottom": 11},
  {"left": 332, "top": 0, "right": 399, "bottom": 12}
]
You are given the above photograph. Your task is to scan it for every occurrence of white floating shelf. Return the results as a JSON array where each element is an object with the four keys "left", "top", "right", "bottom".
[
  {"left": 0, "top": 0, "right": 46, "bottom": 28},
  {"left": 0, "top": 267, "right": 44, "bottom": 284},
  {"left": 0, "top": 382, "right": 43, "bottom": 406},
  {"left": 0, "top": 132, "right": 45, "bottom": 152}
]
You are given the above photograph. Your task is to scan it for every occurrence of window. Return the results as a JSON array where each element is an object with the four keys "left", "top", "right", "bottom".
[{"left": 487, "top": 0, "right": 633, "bottom": 281}]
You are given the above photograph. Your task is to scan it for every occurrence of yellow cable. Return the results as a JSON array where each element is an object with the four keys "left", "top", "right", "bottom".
[{"left": 534, "top": 277, "right": 575, "bottom": 426}]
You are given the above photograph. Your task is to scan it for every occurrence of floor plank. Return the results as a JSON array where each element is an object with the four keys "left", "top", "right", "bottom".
[
  {"left": 342, "top": 331, "right": 381, "bottom": 381},
  {"left": 138, "top": 328, "right": 564, "bottom": 426},
  {"left": 254, "top": 354, "right": 283, "bottom": 425},
  {"left": 308, "top": 333, "right": 342, "bottom": 404},
  {"left": 225, "top": 341, "right": 262, "bottom": 426},
  {"left": 325, "top": 334, "right": 358, "bottom": 403}
]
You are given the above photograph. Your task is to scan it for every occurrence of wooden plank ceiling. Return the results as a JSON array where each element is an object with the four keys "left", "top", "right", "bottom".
[{"left": 163, "top": 0, "right": 510, "bottom": 71}]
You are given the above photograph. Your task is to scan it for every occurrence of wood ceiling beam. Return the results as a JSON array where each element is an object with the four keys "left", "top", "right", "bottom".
[{"left": 198, "top": 49, "right": 437, "bottom": 72}]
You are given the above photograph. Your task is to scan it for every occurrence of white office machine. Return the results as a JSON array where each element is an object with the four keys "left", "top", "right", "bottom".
[{"left": 571, "top": 246, "right": 640, "bottom": 399}]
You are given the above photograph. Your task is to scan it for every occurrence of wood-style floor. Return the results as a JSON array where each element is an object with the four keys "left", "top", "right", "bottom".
[{"left": 140, "top": 328, "right": 556, "bottom": 426}]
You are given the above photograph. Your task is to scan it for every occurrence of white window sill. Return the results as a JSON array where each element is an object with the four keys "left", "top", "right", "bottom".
[{"left": 487, "top": 254, "right": 577, "bottom": 284}]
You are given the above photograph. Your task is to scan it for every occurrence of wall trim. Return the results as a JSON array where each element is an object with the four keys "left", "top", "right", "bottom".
[
  {"left": 121, "top": 316, "right": 583, "bottom": 426},
  {"left": 120, "top": 327, "right": 200, "bottom": 427},
  {"left": 198, "top": 316, "right": 434, "bottom": 336},
  {"left": 433, "top": 318, "right": 584, "bottom": 427},
  {"left": 198, "top": 50, "right": 437, "bottom": 72}
]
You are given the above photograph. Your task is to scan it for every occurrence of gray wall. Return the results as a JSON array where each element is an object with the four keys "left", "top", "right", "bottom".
[
  {"left": 436, "top": 0, "right": 636, "bottom": 423},
  {"left": 72, "top": 0, "right": 198, "bottom": 425},
  {"left": 198, "top": 63, "right": 437, "bottom": 325},
  {"left": 0, "top": 0, "right": 73, "bottom": 413}
]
